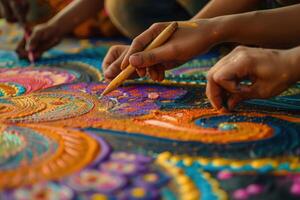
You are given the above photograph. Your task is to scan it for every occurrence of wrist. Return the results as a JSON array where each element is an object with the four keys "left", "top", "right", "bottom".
[
  {"left": 204, "top": 15, "right": 236, "bottom": 45},
  {"left": 212, "top": 11, "right": 259, "bottom": 44},
  {"left": 283, "top": 47, "right": 300, "bottom": 83}
]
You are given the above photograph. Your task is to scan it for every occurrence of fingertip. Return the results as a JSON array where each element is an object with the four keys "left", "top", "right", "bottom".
[
  {"left": 227, "top": 96, "right": 241, "bottom": 110},
  {"left": 104, "top": 70, "right": 113, "bottom": 80},
  {"left": 215, "top": 95, "right": 224, "bottom": 110},
  {"left": 104, "top": 78, "right": 112, "bottom": 83},
  {"left": 207, "top": 95, "right": 222, "bottom": 110},
  {"left": 219, "top": 107, "right": 229, "bottom": 113},
  {"left": 120, "top": 58, "right": 128, "bottom": 70},
  {"left": 206, "top": 80, "right": 223, "bottom": 110},
  {"left": 148, "top": 68, "right": 159, "bottom": 81},
  {"left": 209, "top": 100, "right": 218, "bottom": 110},
  {"left": 17, "top": 52, "right": 27, "bottom": 59},
  {"left": 136, "top": 69, "right": 146, "bottom": 77},
  {"left": 157, "top": 71, "right": 164, "bottom": 82}
]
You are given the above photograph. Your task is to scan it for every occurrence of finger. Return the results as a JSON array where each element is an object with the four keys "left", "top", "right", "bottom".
[
  {"left": 27, "top": 26, "right": 59, "bottom": 51},
  {"left": 148, "top": 65, "right": 165, "bottom": 82},
  {"left": 136, "top": 68, "right": 146, "bottom": 77},
  {"left": 212, "top": 70, "right": 239, "bottom": 93},
  {"left": 157, "top": 66, "right": 165, "bottom": 82},
  {"left": 31, "top": 37, "right": 60, "bottom": 59},
  {"left": 0, "top": 0, "right": 17, "bottom": 22},
  {"left": 104, "top": 62, "right": 122, "bottom": 81},
  {"left": 128, "top": 43, "right": 179, "bottom": 69},
  {"left": 211, "top": 53, "right": 254, "bottom": 94},
  {"left": 9, "top": 0, "right": 28, "bottom": 23},
  {"left": 227, "top": 84, "right": 259, "bottom": 110},
  {"left": 206, "top": 72, "right": 224, "bottom": 109},
  {"left": 227, "top": 94, "right": 245, "bottom": 110},
  {"left": 121, "top": 23, "right": 168, "bottom": 70},
  {"left": 15, "top": 37, "right": 27, "bottom": 58},
  {"left": 104, "top": 50, "right": 126, "bottom": 80},
  {"left": 147, "top": 67, "right": 158, "bottom": 81},
  {"left": 102, "top": 45, "right": 128, "bottom": 71},
  {"left": 27, "top": 29, "right": 43, "bottom": 51}
]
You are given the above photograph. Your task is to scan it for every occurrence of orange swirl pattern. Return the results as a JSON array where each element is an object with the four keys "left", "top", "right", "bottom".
[{"left": 0, "top": 124, "right": 99, "bottom": 189}]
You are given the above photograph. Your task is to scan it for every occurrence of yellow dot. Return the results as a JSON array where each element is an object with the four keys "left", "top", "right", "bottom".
[
  {"left": 131, "top": 187, "right": 146, "bottom": 198},
  {"left": 231, "top": 161, "right": 245, "bottom": 169},
  {"left": 251, "top": 160, "right": 268, "bottom": 168},
  {"left": 268, "top": 160, "right": 279, "bottom": 168},
  {"left": 197, "top": 158, "right": 210, "bottom": 165},
  {"left": 183, "top": 157, "right": 194, "bottom": 166},
  {"left": 212, "top": 158, "right": 229, "bottom": 167},
  {"left": 91, "top": 194, "right": 108, "bottom": 200},
  {"left": 290, "top": 162, "right": 300, "bottom": 170},
  {"left": 157, "top": 152, "right": 172, "bottom": 161},
  {"left": 169, "top": 167, "right": 183, "bottom": 175},
  {"left": 170, "top": 155, "right": 180, "bottom": 164},
  {"left": 180, "top": 184, "right": 196, "bottom": 193},
  {"left": 217, "top": 190, "right": 228, "bottom": 200},
  {"left": 181, "top": 191, "right": 200, "bottom": 200},
  {"left": 202, "top": 172, "right": 211, "bottom": 179},
  {"left": 209, "top": 179, "right": 219, "bottom": 187},
  {"left": 144, "top": 174, "right": 157, "bottom": 182},
  {"left": 176, "top": 175, "right": 190, "bottom": 184}
]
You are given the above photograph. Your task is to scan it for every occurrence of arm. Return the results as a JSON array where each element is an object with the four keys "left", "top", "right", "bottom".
[
  {"left": 17, "top": 0, "right": 103, "bottom": 59},
  {"left": 47, "top": 0, "right": 104, "bottom": 36},
  {"left": 103, "top": 4, "right": 300, "bottom": 82},
  {"left": 193, "top": 0, "right": 260, "bottom": 19},
  {"left": 219, "top": 4, "right": 300, "bottom": 48}
]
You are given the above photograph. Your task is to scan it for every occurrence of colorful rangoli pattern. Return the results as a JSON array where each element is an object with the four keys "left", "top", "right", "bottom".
[{"left": 1, "top": 21, "right": 300, "bottom": 199}]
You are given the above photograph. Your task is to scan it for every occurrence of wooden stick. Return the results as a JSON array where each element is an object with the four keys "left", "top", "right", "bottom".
[{"left": 101, "top": 22, "right": 178, "bottom": 96}]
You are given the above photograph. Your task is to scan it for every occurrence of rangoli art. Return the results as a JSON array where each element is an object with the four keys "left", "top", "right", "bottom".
[{"left": 0, "top": 22, "right": 300, "bottom": 199}]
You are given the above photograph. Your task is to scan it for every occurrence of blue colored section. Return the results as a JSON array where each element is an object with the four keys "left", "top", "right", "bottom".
[{"left": 194, "top": 114, "right": 300, "bottom": 158}]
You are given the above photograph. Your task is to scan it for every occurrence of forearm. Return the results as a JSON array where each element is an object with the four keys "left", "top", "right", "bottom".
[
  {"left": 48, "top": 0, "right": 103, "bottom": 35},
  {"left": 193, "top": 0, "right": 260, "bottom": 19},
  {"left": 216, "top": 4, "right": 300, "bottom": 48}
]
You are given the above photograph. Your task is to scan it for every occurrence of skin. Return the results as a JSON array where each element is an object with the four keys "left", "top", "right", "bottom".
[
  {"left": 16, "top": 0, "right": 103, "bottom": 59},
  {"left": 14, "top": 0, "right": 263, "bottom": 58},
  {"left": 206, "top": 46, "right": 300, "bottom": 110},
  {"left": 192, "top": 0, "right": 261, "bottom": 19},
  {"left": 103, "top": 20, "right": 220, "bottom": 81},
  {"left": 103, "top": 0, "right": 265, "bottom": 80},
  {"left": 0, "top": 0, "right": 28, "bottom": 23},
  {"left": 10, "top": 0, "right": 266, "bottom": 59},
  {"left": 103, "top": 4, "right": 300, "bottom": 107}
]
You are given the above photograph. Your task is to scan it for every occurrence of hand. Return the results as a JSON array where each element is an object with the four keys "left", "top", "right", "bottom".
[
  {"left": 119, "top": 19, "right": 222, "bottom": 81},
  {"left": 206, "top": 46, "right": 300, "bottom": 110},
  {"left": 0, "top": 0, "right": 28, "bottom": 23},
  {"left": 103, "top": 45, "right": 128, "bottom": 81},
  {"left": 102, "top": 45, "right": 139, "bottom": 81},
  {"left": 16, "top": 21, "right": 63, "bottom": 59}
]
